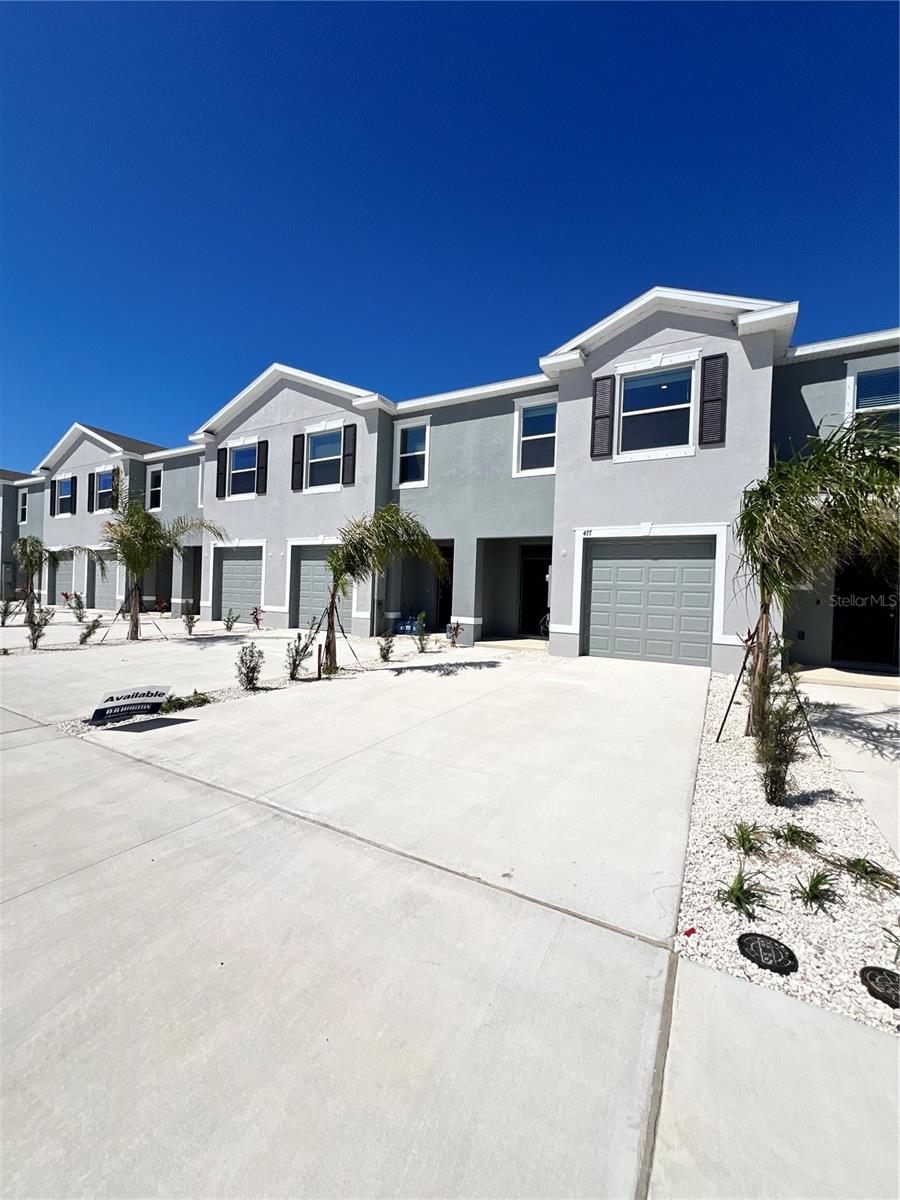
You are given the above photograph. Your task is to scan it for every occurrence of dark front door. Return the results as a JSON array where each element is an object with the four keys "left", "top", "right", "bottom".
[
  {"left": 519, "top": 549, "right": 551, "bottom": 636},
  {"left": 832, "top": 556, "right": 899, "bottom": 669},
  {"left": 436, "top": 545, "right": 454, "bottom": 630}
]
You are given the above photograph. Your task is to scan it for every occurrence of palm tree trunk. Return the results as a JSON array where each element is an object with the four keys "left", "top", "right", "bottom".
[
  {"left": 324, "top": 587, "right": 338, "bottom": 671},
  {"left": 129, "top": 582, "right": 142, "bottom": 640},
  {"left": 747, "top": 586, "right": 771, "bottom": 736},
  {"left": 25, "top": 572, "right": 35, "bottom": 624}
]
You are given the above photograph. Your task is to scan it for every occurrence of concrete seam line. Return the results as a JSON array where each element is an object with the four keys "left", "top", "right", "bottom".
[
  {"left": 634, "top": 952, "right": 679, "bottom": 1200},
  {"left": 668, "top": 669, "right": 711, "bottom": 941},
  {"left": 252, "top": 794, "right": 671, "bottom": 951}
]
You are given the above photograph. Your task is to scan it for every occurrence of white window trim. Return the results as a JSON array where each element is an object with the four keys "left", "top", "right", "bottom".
[
  {"left": 146, "top": 465, "right": 163, "bottom": 512},
  {"left": 95, "top": 464, "right": 116, "bottom": 513},
  {"left": 53, "top": 472, "right": 74, "bottom": 518},
  {"left": 549, "top": 522, "right": 740, "bottom": 648},
  {"left": 18, "top": 490, "right": 27, "bottom": 524},
  {"left": 198, "top": 457, "right": 204, "bottom": 508},
  {"left": 392, "top": 414, "right": 430, "bottom": 489},
  {"left": 613, "top": 360, "right": 698, "bottom": 464},
  {"left": 512, "top": 396, "right": 557, "bottom": 478},
  {"left": 306, "top": 425, "right": 344, "bottom": 494},
  {"left": 844, "top": 352, "right": 900, "bottom": 422},
  {"left": 226, "top": 438, "right": 259, "bottom": 501}
]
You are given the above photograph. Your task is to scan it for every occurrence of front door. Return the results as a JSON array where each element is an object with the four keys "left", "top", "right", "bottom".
[
  {"left": 519, "top": 550, "right": 551, "bottom": 636},
  {"left": 436, "top": 545, "right": 454, "bottom": 630},
  {"left": 831, "top": 556, "right": 899, "bottom": 669}
]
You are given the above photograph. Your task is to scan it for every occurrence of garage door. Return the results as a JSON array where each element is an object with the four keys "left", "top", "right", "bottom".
[
  {"left": 51, "top": 553, "right": 74, "bottom": 604},
  {"left": 91, "top": 553, "right": 117, "bottom": 610},
  {"left": 583, "top": 538, "right": 715, "bottom": 666},
  {"left": 289, "top": 548, "right": 351, "bottom": 631},
  {"left": 216, "top": 548, "right": 263, "bottom": 620}
]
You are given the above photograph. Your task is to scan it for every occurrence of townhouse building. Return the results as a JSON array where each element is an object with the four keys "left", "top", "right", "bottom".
[{"left": 8, "top": 287, "right": 898, "bottom": 672}]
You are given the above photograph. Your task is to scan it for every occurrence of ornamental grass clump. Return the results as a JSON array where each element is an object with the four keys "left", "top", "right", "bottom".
[
  {"left": 716, "top": 863, "right": 773, "bottom": 921},
  {"left": 836, "top": 856, "right": 899, "bottom": 892},
  {"left": 79, "top": 616, "right": 103, "bottom": 645},
  {"left": 771, "top": 822, "right": 821, "bottom": 854},
  {"left": 790, "top": 869, "right": 843, "bottom": 914},
  {"left": 723, "top": 821, "right": 768, "bottom": 857},
  {"left": 25, "top": 605, "right": 54, "bottom": 650},
  {"left": 378, "top": 633, "right": 395, "bottom": 662},
  {"left": 285, "top": 627, "right": 316, "bottom": 681},
  {"left": 223, "top": 608, "right": 240, "bottom": 632},
  {"left": 182, "top": 601, "right": 198, "bottom": 636}
]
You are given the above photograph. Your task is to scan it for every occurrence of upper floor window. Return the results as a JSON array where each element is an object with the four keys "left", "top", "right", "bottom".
[
  {"left": 855, "top": 366, "right": 899, "bottom": 437},
  {"left": 393, "top": 417, "right": 430, "bottom": 489},
  {"left": 515, "top": 400, "right": 556, "bottom": 476},
  {"left": 57, "top": 476, "right": 74, "bottom": 515},
  {"left": 147, "top": 467, "right": 162, "bottom": 511},
  {"left": 619, "top": 367, "right": 692, "bottom": 454},
  {"left": 229, "top": 445, "right": 258, "bottom": 495},
  {"left": 307, "top": 429, "right": 343, "bottom": 489},
  {"left": 96, "top": 469, "right": 115, "bottom": 511},
  {"left": 18, "top": 490, "right": 27, "bottom": 524}
]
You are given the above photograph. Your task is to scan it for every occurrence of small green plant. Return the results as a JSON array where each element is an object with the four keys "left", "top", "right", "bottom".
[
  {"left": 223, "top": 608, "right": 240, "bottom": 632},
  {"left": 723, "top": 821, "right": 768, "bottom": 857},
  {"left": 182, "top": 601, "right": 198, "bottom": 636},
  {"left": 25, "top": 605, "right": 54, "bottom": 649},
  {"left": 1, "top": 597, "right": 14, "bottom": 626},
  {"left": 790, "top": 869, "right": 843, "bottom": 914},
  {"left": 770, "top": 822, "right": 821, "bottom": 853},
  {"left": 715, "top": 863, "right": 773, "bottom": 921},
  {"left": 882, "top": 920, "right": 900, "bottom": 965},
  {"left": 322, "top": 663, "right": 339, "bottom": 677},
  {"left": 79, "top": 616, "right": 103, "bottom": 645},
  {"left": 378, "top": 633, "right": 395, "bottom": 662},
  {"left": 837, "top": 856, "right": 899, "bottom": 892},
  {"left": 236, "top": 641, "right": 264, "bottom": 690},
  {"left": 415, "top": 610, "right": 428, "bottom": 653},
  {"left": 161, "top": 689, "right": 212, "bottom": 713},
  {"left": 69, "top": 591, "right": 86, "bottom": 622},
  {"left": 285, "top": 627, "right": 315, "bottom": 681},
  {"left": 0, "top": 647, "right": 8, "bottom": 656}
]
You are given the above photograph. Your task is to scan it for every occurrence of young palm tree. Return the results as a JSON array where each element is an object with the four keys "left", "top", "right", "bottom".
[
  {"left": 101, "top": 490, "right": 226, "bottom": 640},
  {"left": 322, "top": 504, "right": 447, "bottom": 670},
  {"left": 11, "top": 535, "right": 107, "bottom": 624},
  {"left": 737, "top": 418, "right": 898, "bottom": 732}
]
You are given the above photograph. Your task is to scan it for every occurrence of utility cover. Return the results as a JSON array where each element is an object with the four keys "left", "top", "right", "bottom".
[
  {"left": 737, "top": 932, "right": 799, "bottom": 976},
  {"left": 859, "top": 966, "right": 899, "bottom": 1009}
]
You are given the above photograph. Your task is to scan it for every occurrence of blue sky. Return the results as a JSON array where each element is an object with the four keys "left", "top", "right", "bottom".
[{"left": 1, "top": 2, "right": 897, "bottom": 470}]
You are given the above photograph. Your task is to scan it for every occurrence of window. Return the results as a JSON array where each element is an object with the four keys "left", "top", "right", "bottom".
[
  {"left": 393, "top": 419, "right": 429, "bottom": 488},
  {"left": 307, "top": 429, "right": 343, "bottom": 489},
  {"left": 855, "top": 366, "right": 900, "bottom": 438},
  {"left": 516, "top": 401, "right": 557, "bottom": 474},
  {"left": 147, "top": 467, "right": 162, "bottom": 510},
  {"left": 619, "top": 367, "right": 692, "bottom": 454},
  {"left": 229, "top": 445, "right": 257, "bottom": 495},
  {"left": 57, "top": 477, "right": 73, "bottom": 515},
  {"left": 97, "top": 469, "right": 115, "bottom": 511},
  {"left": 18, "top": 490, "right": 27, "bottom": 524}
]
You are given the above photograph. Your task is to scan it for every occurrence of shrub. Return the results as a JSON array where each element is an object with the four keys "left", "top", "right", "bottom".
[
  {"left": 415, "top": 610, "right": 428, "bottom": 653},
  {"left": 182, "top": 601, "right": 198, "bottom": 636},
  {"left": 236, "top": 642, "right": 264, "bottom": 690},
  {"left": 155, "top": 598, "right": 169, "bottom": 614},
  {"left": 0, "top": 597, "right": 13, "bottom": 626},
  {"left": 715, "top": 863, "right": 773, "bottom": 920},
  {"left": 378, "top": 633, "right": 395, "bottom": 662},
  {"left": 161, "top": 689, "right": 211, "bottom": 713},
  {"left": 69, "top": 591, "right": 86, "bottom": 622},
  {"left": 25, "top": 605, "right": 54, "bottom": 649},
  {"left": 771, "top": 822, "right": 821, "bottom": 853},
  {"left": 250, "top": 606, "right": 263, "bottom": 630},
  {"left": 836, "top": 856, "right": 899, "bottom": 892},
  {"left": 790, "top": 869, "right": 842, "bottom": 914},
  {"left": 285, "top": 628, "right": 315, "bottom": 681},
  {"left": 751, "top": 638, "right": 807, "bottom": 806},
  {"left": 449, "top": 621, "right": 461, "bottom": 648},
  {"left": 79, "top": 616, "right": 103, "bottom": 645},
  {"left": 723, "top": 821, "right": 768, "bottom": 857},
  {"left": 223, "top": 608, "right": 241, "bottom": 632}
]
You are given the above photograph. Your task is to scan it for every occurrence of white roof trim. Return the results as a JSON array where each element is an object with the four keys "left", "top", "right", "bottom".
[
  {"left": 12, "top": 475, "right": 44, "bottom": 486},
  {"left": 780, "top": 327, "right": 900, "bottom": 364},
  {"left": 547, "top": 286, "right": 791, "bottom": 358},
  {"left": 538, "top": 350, "right": 586, "bottom": 380},
  {"left": 190, "top": 363, "right": 378, "bottom": 440},
  {"left": 396, "top": 373, "right": 554, "bottom": 414},
  {"left": 35, "top": 422, "right": 123, "bottom": 473},
  {"left": 142, "top": 445, "right": 201, "bottom": 462},
  {"left": 736, "top": 302, "right": 799, "bottom": 359}
]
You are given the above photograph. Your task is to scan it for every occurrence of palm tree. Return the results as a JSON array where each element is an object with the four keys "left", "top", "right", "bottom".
[
  {"left": 322, "top": 504, "right": 447, "bottom": 670},
  {"left": 101, "top": 489, "right": 226, "bottom": 640},
  {"left": 736, "top": 418, "right": 898, "bottom": 732},
  {"left": 12, "top": 535, "right": 107, "bottom": 624}
]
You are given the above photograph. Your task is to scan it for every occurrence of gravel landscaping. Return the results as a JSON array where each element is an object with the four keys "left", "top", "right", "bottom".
[{"left": 678, "top": 671, "right": 900, "bottom": 1035}]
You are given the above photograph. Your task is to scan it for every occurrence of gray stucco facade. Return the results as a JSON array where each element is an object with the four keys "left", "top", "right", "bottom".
[{"left": 12, "top": 289, "right": 898, "bottom": 670}]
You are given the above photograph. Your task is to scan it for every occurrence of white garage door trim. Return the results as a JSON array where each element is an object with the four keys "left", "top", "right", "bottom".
[
  {"left": 202, "top": 540, "right": 267, "bottom": 611},
  {"left": 550, "top": 522, "right": 741, "bottom": 647}
]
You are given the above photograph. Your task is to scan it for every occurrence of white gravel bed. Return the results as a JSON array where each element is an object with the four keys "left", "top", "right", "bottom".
[{"left": 678, "top": 671, "right": 900, "bottom": 1035}]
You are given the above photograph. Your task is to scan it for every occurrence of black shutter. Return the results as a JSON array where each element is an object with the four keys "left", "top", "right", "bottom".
[
  {"left": 256, "top": 440, "right": 268, "bottom": 495},
  {"left": 50, "top": 479, "right": 57, "bottom": 516},
  {"left": 216, "top": 448, "right": 228, "bottom": 498},
  {"left": 70, "top": 475, "right": 77, "bottom": 514},
  {"left": 87, "top": 472, "right": 95, "bottom": 512},
  {"left": 699, "top": 354, "right": 728, "bottom": 445},
  {"left": 342, "top": 424, "right": 357, "bottom": 486},
  {"left": 291, "top": 434, "right": 305, "bottom": 491},
  {"left": 591, "top": 376, "right": 615, "bottom": 459}
]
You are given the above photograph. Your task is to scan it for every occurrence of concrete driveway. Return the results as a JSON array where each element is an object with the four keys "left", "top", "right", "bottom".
[{"left": 3, "top": 647, "right": 897, "bottom": 1198}]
